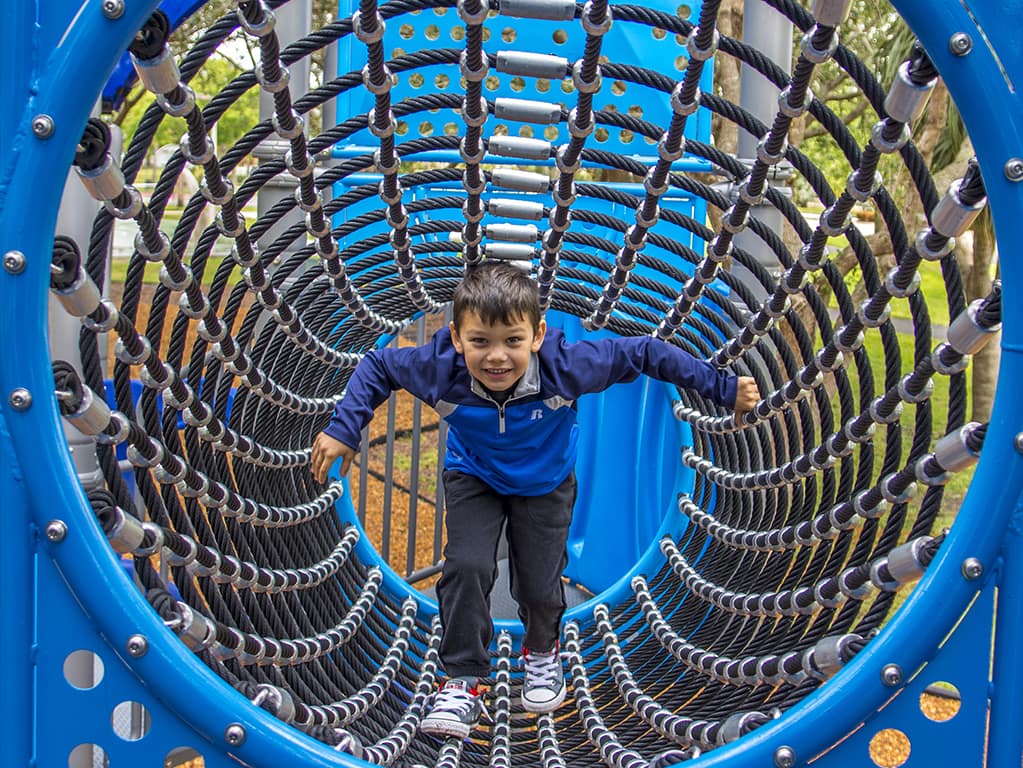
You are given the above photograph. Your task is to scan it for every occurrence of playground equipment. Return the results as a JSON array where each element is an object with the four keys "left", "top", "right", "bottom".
[{"left": 2, "top": 0, "right": 1022, "bottom": 766}]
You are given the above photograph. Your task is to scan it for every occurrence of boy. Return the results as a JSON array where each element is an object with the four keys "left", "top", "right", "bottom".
[{"left": 311, "top": 262, "right": 759, "bottom": 738}]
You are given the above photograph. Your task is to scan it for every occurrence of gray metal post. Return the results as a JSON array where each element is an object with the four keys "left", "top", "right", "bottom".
[
  {"left": 50, "top": 120, "right": 116, "bottom": 494},
  {"left": 735, "top": 0, "right": 794, "bottom": 291},
  {"left": 255, "top": 0, "right": 312, "bottom": 259}
]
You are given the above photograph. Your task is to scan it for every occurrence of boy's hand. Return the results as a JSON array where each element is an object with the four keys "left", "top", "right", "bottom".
[
  {"left": 311, "top": 432, "right": 357, "bottom": 484},
  {"left": 733, "top": 376, "right": 760, "bottom": 424}
]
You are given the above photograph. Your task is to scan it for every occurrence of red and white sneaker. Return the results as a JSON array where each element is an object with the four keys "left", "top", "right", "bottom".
[{"left": 421, "top": 679, "right": 484, "bottom": 739}]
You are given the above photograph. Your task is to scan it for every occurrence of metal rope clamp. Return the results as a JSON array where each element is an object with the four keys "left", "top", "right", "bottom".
[
  {"left": 800, "top": 26, "right": 839, "bottom": 64},
  {"left": 778, "top": 86, "right": 814, "bottom": 119},
  {"left": 571, "top": 60, "right": 602, "bottom": 94},
  {"left": 931, "top": 177, "right": 988, "bottom": 239},
  {"left": 846, "top": 168, "right": 883, "bottom": 203},
  {"left": 687, "top": 27, "right": 719, "bottom": 61},
  {"left": 156, "top": 85, "right": 196, "bottom": 119},
  {"left": 580, "top": 1, "right": 613, "bottom": 36},
  {"left": 76, "top": 155, "right": 126, "bottom": 203},
  {"left": 53, "top": 267, "right": 101, "bottom": 318},
  {"left": 933, "top": 422, "right": 983, "bottom": 472},
  {"left": 884, "top": 61, "right": 936, "bottom": 124},
  {"left": 456, "top": 0, "right": 489, "bottom": 26},
  {"left": 811, "top": 0, "right": 853, "bottom": 26},
  {"left": 459, "top": 50, "right": 489, "bottom": 83},
  {"left": 362, "top": 64, "right": 396, "bottom": 95},
  {"left": 95, "top": 410, "right": 130, "bottom": 446},
  {"left": 174, "top": 603, "right": 216, "bottom": 652},
  {"left": 870, "top": 120, "right": 911, "bottom": 154},
  {"left": 271, "top": 110, "right": 305, "bottom": 141},
  {"left": 237, "top": 3, "right": 276, "bottom": 37},
  {"left": 884, "top": 265, "right": 921, "bottom": 298},
  {"left": 810, "top": 634, "right": 857, "bottom": 679},
  {"left": 62, "top": 385, "right": 112, "bottom": 437},
  {"left": 885, "top": 536, "right": 931, "bottom": 584},
  {"left": 159, "top": 263, "right": 194, "bottom": 292},
  {"left": 670, "top": 83, "right": 700, "bottom": 117},
  {"left": 201, "top": 177, "right": 235, "bottom": 206},
  {"left": 132, "top": 46, "right": 182, "bottom": 95},
  {"left": 126, "top": 437, "right": 165, "bottom": 469},
  {"left": 105, "top": 505, "right": 146, "bottom": 555},
  {"left": 114, "top": 336, "right": 151, "bottom": 366},
  {"left": 351, "top": 10, "right": 385, "bottom": 44}
]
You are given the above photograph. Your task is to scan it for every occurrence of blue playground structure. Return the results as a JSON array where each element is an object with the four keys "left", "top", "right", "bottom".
[{"left": 2, "top": 0, "right": 1023, "bottom": 766}]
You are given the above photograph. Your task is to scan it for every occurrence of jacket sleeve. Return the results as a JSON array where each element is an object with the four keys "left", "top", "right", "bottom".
[
  {"left": 549, "top": 333, "right": 738, "bottom": 408},
  {"left": 322, "top": 334, "right": 454, "bottom": 449}
]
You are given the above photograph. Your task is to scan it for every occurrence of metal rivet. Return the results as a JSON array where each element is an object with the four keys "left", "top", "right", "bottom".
[
  {"left": 3, "top": 250, "right": 26, "bottom": 274},
  {"left": 31, "top": 114, "right": 55, "bottom": 139},
  {"left": 224, "top": 723, "right": 247, "bottom": 746},
  {"left": 9, "top": 388, "right": 32, "bottom": 411},
  {"left": 948, "top": 33, "right": 973, "bottom": 57},
  {"left": 881, "top": 663, "right": 903, "bottom": 686},
  {"left": 962, "top": 557, "right": 984, "bottom": 580},
  {"left": 774, "top": 745, "right": 796, "bottom": 768},
  {"left": 101, "top": 0, "right": 125, "bottom": 19},
  {"left": 1005, "top": 158, "right": 1023, "bottom": 182},
  {"left": 45, "top": 520, "right": 68, "bottom": 542},
  {"left": 127, "top": 634, "right": 149, "bottom": 658},
  {"left": 1016, "top": 433, "right": 1023, "bottom": 453}
]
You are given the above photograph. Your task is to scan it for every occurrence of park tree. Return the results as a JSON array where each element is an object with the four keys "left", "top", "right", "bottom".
[{"left": 713, "top": 0, "right": 997, "bottom": 422}]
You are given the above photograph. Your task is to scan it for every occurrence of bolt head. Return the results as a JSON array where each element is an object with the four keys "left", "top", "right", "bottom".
[
  {"left": 1005, "top": 158, "right": 1023, "bottom": 182},
  {"left": 224, "top": 723, "right": 247, "bottom": 746},
  {"left": 881, "top": 663, "right": 903, "bottom": 686},
  {"left": 31, "top": 114, "right": 54, "bottom": 139},
  {"left": 1016, "top": 433, "right": 1023, "bottom": 453},
  {"left": 8, "top": 388, "right": 32, "bottom": 411},
  {"left": 45, "top": 520, "right": 68, "bottom": 542},
  {"left": 3, "top": 250, "right": 26, "bottom": 274},
  {"left": 101, "top": 0, "right": 125, "bottom": 19},
  {"left": 962, "top": 557, "right": 984, "bottom": 580},
  {"left": 948, "top": 32, "right": 973, "bottom": 56},
  {"left": 126, "top": 634, "right": 149, "bottom": 658},
  {"left": 774, "top": 745, "right": 796, "bottom": 768}
]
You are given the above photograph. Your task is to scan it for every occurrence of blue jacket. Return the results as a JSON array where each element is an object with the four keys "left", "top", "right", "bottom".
[{"left": 324, "top": 327, "right": 737, "bottom": 496}]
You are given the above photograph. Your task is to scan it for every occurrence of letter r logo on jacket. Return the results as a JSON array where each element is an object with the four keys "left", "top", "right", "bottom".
[{"left": 530, "top": 409, "right": 544, "bottom": 420}]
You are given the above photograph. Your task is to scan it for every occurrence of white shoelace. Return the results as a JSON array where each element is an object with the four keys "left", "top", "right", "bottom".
[
  {"left": 523, "top": 650, "right": 564, "bottom": 689},
  {"left": 431, "top": 684, "right": 478, "bottom": 716}
]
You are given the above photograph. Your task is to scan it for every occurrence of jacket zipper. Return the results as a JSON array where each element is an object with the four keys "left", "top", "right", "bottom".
[{"left": 470, "top": 376, "right": 532, "bottom": 435}]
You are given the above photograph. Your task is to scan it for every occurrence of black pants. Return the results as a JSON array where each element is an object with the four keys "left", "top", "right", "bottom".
[{"left": 436, "top": 469, "right": 577, "bottom": 679}]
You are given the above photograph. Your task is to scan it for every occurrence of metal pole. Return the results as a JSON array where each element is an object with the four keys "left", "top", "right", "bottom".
[
  {"left": 255, "top": 0, "right": 312, "bottom": 257},
  {"left": 735, "top": 0, "right": 793, "bottom": 289},
  {"left": 50, "top": 110, "right": 110, "bottom": 495}
]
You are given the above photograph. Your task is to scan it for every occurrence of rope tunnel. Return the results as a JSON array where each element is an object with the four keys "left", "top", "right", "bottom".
[{"left": 3, "top": 0, "right": 1023, "bottom": 766}]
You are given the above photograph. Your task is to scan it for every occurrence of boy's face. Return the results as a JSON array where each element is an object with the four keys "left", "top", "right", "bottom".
[{"left": 450, "top": 310, "right": 546, "bottom": 393}]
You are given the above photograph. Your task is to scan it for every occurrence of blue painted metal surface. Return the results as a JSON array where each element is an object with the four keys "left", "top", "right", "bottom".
[
  {"left": 333, "top": 0, "right": 714, "bottom": 167},
  {"left": 0, "top": 1, "right": 363, "bottom": 766},
  {"left": 2, "top": 0, "right": 1023, "bottom": 766}
]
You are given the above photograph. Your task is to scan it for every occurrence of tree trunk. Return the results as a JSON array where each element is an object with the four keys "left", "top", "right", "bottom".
[
  {"left": 969, "top": 209, "right": 999, "bottom": 422},
  {"left": 712, "top": 0, "right": 743, "bottom": 157}
]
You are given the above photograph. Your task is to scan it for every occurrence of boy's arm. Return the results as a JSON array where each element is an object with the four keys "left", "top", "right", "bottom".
[
  {"left": 553, "top": 334, "right": 744, "bottom": 409},
  {"left": 314, "top": 339, "right": 450, "bottom": 480}
]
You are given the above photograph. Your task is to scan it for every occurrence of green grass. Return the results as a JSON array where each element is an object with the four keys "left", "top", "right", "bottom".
[{"left": 109, "top": 252, "right": 238, "bottom": 289}]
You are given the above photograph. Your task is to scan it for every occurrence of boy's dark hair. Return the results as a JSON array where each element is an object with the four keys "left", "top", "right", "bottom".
[{"left": 452, "top": 262, "right": 542, "bottom": 331}]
